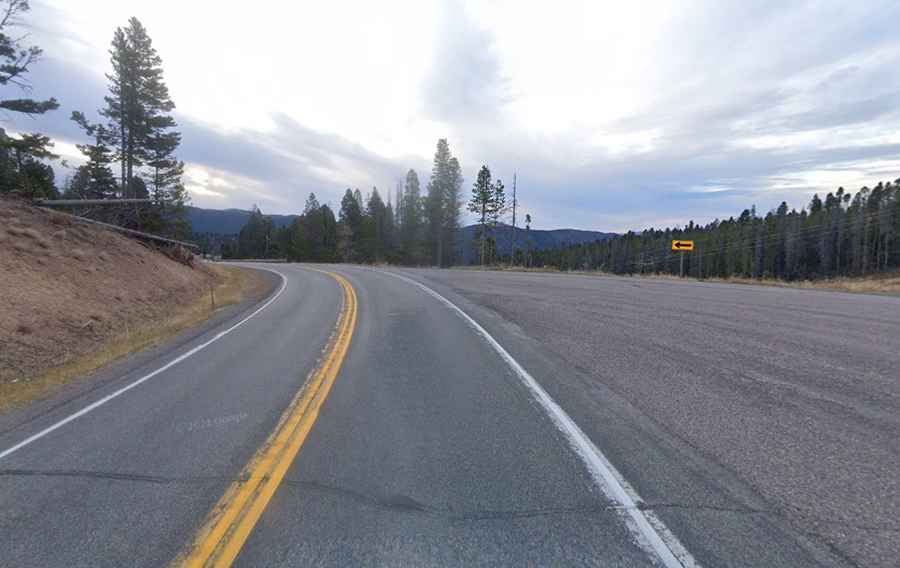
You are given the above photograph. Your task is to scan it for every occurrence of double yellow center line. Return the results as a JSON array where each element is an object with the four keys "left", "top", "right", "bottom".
[{"left": 176, "top": 270, "right": 357, "bottom": 567}]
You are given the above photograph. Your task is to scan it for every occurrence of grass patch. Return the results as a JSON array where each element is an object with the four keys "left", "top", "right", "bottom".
[
  {"left": 0, "top": 265, "right": 265, "bottom": 413},
  {"left": 450, "top": 265, "right": 900, "bottom": 295},
  {"left": 706, "top": 273, "right": 900, "bottom": 295}
]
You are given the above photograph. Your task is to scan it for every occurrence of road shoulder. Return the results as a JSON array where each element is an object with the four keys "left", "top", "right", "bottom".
[
  {"left": 389, "top": 267, "right": 840, "bottom": 568},
  {"left": 0, "top": 266, "right": 281, "bottom": 437}
]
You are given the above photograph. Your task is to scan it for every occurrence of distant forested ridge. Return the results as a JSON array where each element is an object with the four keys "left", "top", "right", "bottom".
[
  {"left": 455, "top": 224, "right": 615, "bottom": 265},
  {"left": 187, "top": 206, "right": 296, "bottom": 234},
  {"left": 190, "top": 205, "right": 613, "bottom": 264},
  {"left": 534, "top": 181, "right": 900, "bottom": 280},
  {"left": 209, "top": 139, "right": 588, "bottom": 265}
]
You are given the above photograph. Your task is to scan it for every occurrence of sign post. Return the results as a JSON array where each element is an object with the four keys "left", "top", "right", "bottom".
[{"left": 671, "top": 240, "right": 694, "bottom": 277}]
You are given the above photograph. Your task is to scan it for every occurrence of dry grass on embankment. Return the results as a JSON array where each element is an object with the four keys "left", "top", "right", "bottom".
[
  {"left": 0, "top": 197, "right": 266, "bottom": 412},
  {"left": 640, "top": 271, "right": 900, "bottom": 295},
  {"left": 455, "top": 264, "right": 900, "bottom": 295}
]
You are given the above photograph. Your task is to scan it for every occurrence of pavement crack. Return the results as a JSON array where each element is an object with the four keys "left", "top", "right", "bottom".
[
  {"left": 283, "top": 479, "right": 623, "bottom": 521},
  {"left": 0, "top": 468, "right": 240, "bottom": 485},
  {"left": 282, "top": 482, "right": 900, "bottom": 534},
  {"left": 282, "top": 479, "right": 436, "bottom": 514},
  {"left": 448, "top": 505, "right": 617, "bottom": 521},
  {"left": 637, "top": 501, "right": 767, "bottom": 515}
]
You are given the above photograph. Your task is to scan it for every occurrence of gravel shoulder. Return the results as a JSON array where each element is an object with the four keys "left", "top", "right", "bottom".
[{"left": 408, "top": 268, "right": 900, "bottom": 568}]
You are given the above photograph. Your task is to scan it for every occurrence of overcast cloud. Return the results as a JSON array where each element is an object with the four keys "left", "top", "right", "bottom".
[{"left": 13, "top": 0, "right": 900, "bottom": 231}]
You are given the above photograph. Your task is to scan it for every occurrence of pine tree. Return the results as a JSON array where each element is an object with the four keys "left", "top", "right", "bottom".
[
  {"left": 320, "top": 204, "right": 338, "bottom": 261},
  {"left": 298, "top": 193, "right": 322, "bottom": 261},
  {"left": 0, "top": 1, "right": 57, "bottom": 114},
  {"left": 529, "top": 181, "right": 900, "bottom": 280},
  {"left": 98, "top": 18, "right": 182, "bottom": 206},
  {"left": 400, "top": 169, "right": 423, "bottom": 263},
  {"left": 340, "top": 188, "right": 364, "bottom": 261},
  {"left": 443, "top": 156, "right": 463, "bottom": 265},
  {"left": 425, "top": 139, "right": 451, "bottom": 266},
  {"left": 237, "top": 206, "right": 275, "bottom": 258},
  {"left": 67, "top": 113, "right": 117, "bottom": 199},
  {"left": 468, "top": 165, "right": 494, "bottom": 266},
  {"left": 393, "top": 180, "right": 403, "bottom": 230},
  {"left": 366, "top": 188, "right": 388, "bottom": 262},
  {"left": 384, "top": 199, "right": 395, "bottom": 261},
  {"left": 0, "top": 131, "right": 57, "bottom": 197},
  {"left": 0, "top": 0, "right": 59, "bottom": 195},
  {"left": 80, "top": 17, "right": 186, "bottom": 233},
  {"left": 488, "top": 177, "right": 507, "bottom": 263},
  {"left": 101, "top": 26, "right": 136, "bottom": 194},
  {"left": 423, "top": 139, "right": 463, "bottom": 267}
]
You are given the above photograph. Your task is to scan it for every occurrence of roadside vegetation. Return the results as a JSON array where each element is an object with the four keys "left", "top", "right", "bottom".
[
  {"left": 223, "top": 141, "right": 530, "bottom": 267},
  {"left": 224, "top": 139, "right": 507, "bottom": 266},
  {"left": 0, "top": 1, "right": 232, "bottom": 408},
  {"left": 658, "top": 271, "right": 900, "bottom": 295},
  {"left": 3, "top": 0, "right": 898, "bottom": 290},
  {"left": 535, "top": 183, "right": 900, "bottom": 281},
  {"left": 0, "top": 197, "right": 266, "bottom": 411},
  {"left": 229, "top": 167, "right": 900, "bottom": 288},
  {"left": 0, "top": 0, "right": 188, "bottom": 237},
  {"left": 0, "top": 264, "right": 260, "bottom": 412},
  {"left": 469, "top": 264, "right": 900, "bottom": 296}
]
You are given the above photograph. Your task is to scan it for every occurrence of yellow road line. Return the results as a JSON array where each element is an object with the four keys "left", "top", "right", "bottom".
[{"left": 174, "top": 270, "right": 357, "bottom": 568}]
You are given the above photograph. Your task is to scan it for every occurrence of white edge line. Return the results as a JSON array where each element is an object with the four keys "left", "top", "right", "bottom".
[
  {"left": 377, "top": 269, "right": 698, "bottom": 568},
  {"left": 0, "top": 266, "right": 289, "bottom": 461}
]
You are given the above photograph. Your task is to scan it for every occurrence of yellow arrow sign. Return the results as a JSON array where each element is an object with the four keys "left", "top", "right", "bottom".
[{"left": 672, "top": 240, "right": 694, "bottom": 251}]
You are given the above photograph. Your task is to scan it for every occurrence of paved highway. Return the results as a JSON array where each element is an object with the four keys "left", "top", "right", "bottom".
[{"left": 1, "top": 265, "right": 897, "bottom": 567}]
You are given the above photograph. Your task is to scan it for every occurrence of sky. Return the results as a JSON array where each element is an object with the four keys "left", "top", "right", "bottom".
[{"left": 12, "top": 0, "right": 900, "bottom": 232}]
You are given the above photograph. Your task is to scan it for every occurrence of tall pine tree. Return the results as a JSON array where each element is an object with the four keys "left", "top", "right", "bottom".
[
  {"left": 400, "top": 169, "right": 423, "bottom": 263},
  {"left": 84, "top": 17, "right": 186, "bottom": 233},
  {"left": 424, "top": 139, "right": 463, "bottom": 267},
  {"left": 468, "top": 165, "right": 494, "bottom": 266},
  {"left": 443, "top": 155, "right": 463, "bottom": 266}
]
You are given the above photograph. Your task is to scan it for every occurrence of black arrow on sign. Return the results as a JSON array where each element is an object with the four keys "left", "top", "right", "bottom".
[{"left": 673, "top": 242, "right": 691, "bottom": 249}]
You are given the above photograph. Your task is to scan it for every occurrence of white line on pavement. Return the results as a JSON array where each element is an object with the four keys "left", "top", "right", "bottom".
[
  {"left": 0, "top": 267, "right": 289, "bottom": 461},
  {"left": 377, "top": 269, "right": 698, "bottom": 568}
]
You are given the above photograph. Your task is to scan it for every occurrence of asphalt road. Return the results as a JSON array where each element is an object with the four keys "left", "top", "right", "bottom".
[{"left": 1, "top": 264, "right": 897, "bottom": 567}]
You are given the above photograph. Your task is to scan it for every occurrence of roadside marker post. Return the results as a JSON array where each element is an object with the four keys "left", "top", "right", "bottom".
[{"left": 672, "top": 240, "right": 694, "bottom": 277}]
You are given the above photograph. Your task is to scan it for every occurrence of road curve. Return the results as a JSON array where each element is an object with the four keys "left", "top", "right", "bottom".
[
  {"left": 0, "top": 266, "right": 340, "bottom": 566},
  {"left": 1, "top": 264, "right": 895, "bottom": 566}
]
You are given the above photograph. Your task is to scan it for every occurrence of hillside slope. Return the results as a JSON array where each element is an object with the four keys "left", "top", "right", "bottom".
[{"left": 0, "top": 197, "right": 220, "bottom": 388}]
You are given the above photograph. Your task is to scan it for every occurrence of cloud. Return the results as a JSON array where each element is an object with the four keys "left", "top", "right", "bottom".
[
  {"left": 20, "top": 0, "right": 900, "bottom": 232},
  {"left": 421, "top": 0, "right": 511, "bottom": 125},
  {"left": 21, "top": 48, "right": 419, "bottom": 213}
]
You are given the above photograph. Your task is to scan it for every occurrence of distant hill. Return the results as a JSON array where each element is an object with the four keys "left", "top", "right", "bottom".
[
  {"left": 186, "top": 206, "right": 615, "bottom": 262},
  {"left": 457, "top": 223, "right": 616, "bottom": 264},
  {"left": 186, "top": 206, "right": 296, "bottom": 235}
]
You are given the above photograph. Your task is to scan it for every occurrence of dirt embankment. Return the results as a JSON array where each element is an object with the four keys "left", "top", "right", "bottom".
[{"left": 0, "top": 197, "right": 262, "bottom": 410}]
